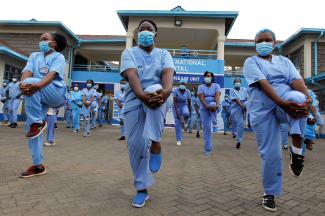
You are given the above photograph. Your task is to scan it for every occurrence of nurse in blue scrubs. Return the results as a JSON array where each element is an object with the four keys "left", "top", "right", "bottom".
[
  {"left": 221, "top": 94, "right": 231, "bottom": 135},
  {"left": 71, "top": 83, "right": 83, "bottom": 132},
  {"left": 197, "top": 71, "right": 221, "bottom": 155},
  {"left": 230, "top": 78, "right": 248, "bottom": 149},
  {"left": 173, "top": 80, "right": 191, "bottom": 145},
  {"left": 243, "top": 29, "right": 310, "bottom": 212},
  {"left": 120, "top": 20, "right": 175, "bottom": 208},
  {"left": 19, "top": 33, "right": 67, "bottom": 178},
  {"left": 81, "top": 80, "right": 96, "bottom": 137}
]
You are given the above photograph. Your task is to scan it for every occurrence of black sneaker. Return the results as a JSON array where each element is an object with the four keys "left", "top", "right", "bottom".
[
  {"left": 262, "top": 195, "right": 276, "bottom": 212},
  {"left": 118, "top": 136, "right": 126, "bottom": 141},
  {"left": 236, "top": 142, "right": 241, "bottom": 149},
  {"left": 196, "top": 131, "right": 200, "bottom": 138},
  {"left": 232, "top": 135, "right": 236, "bottom": 139},
  {"left": 10, "top": 122, "right": 17, "bottom": 128},
  {"left": 289, "top": 147, "right": 304, "bottom": 177},
  {"left": 224, "top": 132, "right": 227, "bottom": 135}
]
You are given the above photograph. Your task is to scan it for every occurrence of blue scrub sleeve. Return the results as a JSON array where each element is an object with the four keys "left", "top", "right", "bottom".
[
  {"left": 49, "top": 54, "right": 65, "bottom": 80},
  {"left": 120, "top": 49, "right": 136, "bottom": 75},
  {"left": 22, "top": 53, "right": 35, "bottom": 73},
  {"left": 197, "top": 85, "right": 204, "bottom": 95},
  {"left": 285, "top": 57, "right": 302, "bottom": 84},
  {"left": 243, "top": 57, "right": 267, "bottom": 86},
  {"left": 162, "top": 50, "right": 175, "bottom": 71}
]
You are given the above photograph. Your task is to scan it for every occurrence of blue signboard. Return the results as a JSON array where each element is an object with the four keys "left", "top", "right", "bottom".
[{"left": 173, "top": 58, "right": 224, "bottom": 74}]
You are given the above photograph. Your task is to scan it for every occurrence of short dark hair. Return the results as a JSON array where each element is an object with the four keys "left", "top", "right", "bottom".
[
  {"left": 203, "top": 71, "right": 215, "bottom": 83},
  {"left": 51, "top": 33, "right": 67, "bottom": 52},
  {"left": 233, "top": 78, "right": 241, "bottom": 84},
  {"left": 138, "top": 19, "right": 158, "bottom": 32}
]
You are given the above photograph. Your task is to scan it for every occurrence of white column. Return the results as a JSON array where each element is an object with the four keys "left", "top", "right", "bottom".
[
  {"left": 126, "top": 31, "right": 134, "bottom": 49},
  {"left": 304, "top": 41, "right": 312, "bottom": 79},
  {"left": 217, "top": 35, "right": 226, "bottom": 60}
]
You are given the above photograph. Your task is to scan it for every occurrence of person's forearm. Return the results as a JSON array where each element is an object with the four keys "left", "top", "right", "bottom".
[
  {"left": 161, "top": 69, "right": 174, "bottom": 94},
  {"left": 215, "top": 92, "right": 221, "bottom": 107},
  {"left": 310, "top": 106, "right": 317, "bottom": 118},
  {"left": 259, "top": 80, "right": 284, "bottom": 107},
  {"left": 198, "top": 94, "right": 209, "bottom": 108},
  {"left": 234, "top": 99, "right": 243, "bottom": 108},
  {"left": 291, "top": 78, "right": 309, "bottom": 97}
]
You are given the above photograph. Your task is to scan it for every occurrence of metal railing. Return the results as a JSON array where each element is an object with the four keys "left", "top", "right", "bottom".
[
  {"left": 73, "top": 64, "right": 120, "bottom": 73},
  {"left": 224, "top": 70, "right": 243, "bottom": 77},
  {"left": 166, "top": 48, "right": 218, "bottom": 59}
]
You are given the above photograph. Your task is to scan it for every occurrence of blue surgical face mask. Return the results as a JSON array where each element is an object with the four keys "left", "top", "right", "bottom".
[
  {"left": 234, "top": 82, "right": 241, "bottom": 88},
  {"left": 256, "top": 42, "right": 274, "bottom": 56},
  {"left": 179, "top": 85, "right": 186, "bottom": 90},
  {"left": 39, "top": 41, "right": 52, "bottom": 53},
  {"left": 86, "top": 83, "right": 92, "bottom": 88},
  {"left": 138, "top": 30, "right": 155, "bottom": 47},
  {"left": 204, "top": 77, "right": 212, "bottom": 84}
]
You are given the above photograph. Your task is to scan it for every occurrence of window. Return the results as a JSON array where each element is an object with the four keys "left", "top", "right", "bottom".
[
  {"left": 289, "top": 48, "right": 303, "bottom": 77},
  {"left": 3, "top": 64, "right": 22, "bottom": 81}
]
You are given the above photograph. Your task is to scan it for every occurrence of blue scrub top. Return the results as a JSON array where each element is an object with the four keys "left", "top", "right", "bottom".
[
  {"left": 174, "top": 88, "right": 191, "bottom": 105},
  {"left": 197, "top": 83, "right": 221, "bottom": 109},
  {"left": 7, "top": 82, "right": 21, "bottom": 98},
  {"left": 22, "top": 51, "right": 65, "bottom": 87},
  {"left": 120, "top": 46, "right": 175, "bottom": 113},
  {"left": 82, "top": 88, "right": 97, "bottom": 102},
  {"left": 71, "top": 91, "right": 83, "bottom": 106},
  {"left": 243, "top": 55, "right": 302, "bottom": 126},
  {"left": 230, "top": 87, "right": 248, "bottom": 112}
]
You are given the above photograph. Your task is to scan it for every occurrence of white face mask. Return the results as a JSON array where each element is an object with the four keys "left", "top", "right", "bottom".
[
  {"left": 204, "top": 77, "right": 212, "bottom": 84},
  {"left": 179, "top": 85, "right": 186, "bottom": 90},
  {"left": 234, "top": 82, "right": 241, "bottom": 88},
  {"left": 74, "top": 87, "right": 79, "bottom": 91},
  {"left": 12, "top": 78, "right": 17, "bottom": 82}
]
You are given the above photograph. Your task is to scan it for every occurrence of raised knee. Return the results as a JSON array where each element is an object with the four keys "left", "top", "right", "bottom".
[
  {"left": 286, "top": 91, "right": 306, "bottom": 104},
  {"left": 23, "top": 77, "right": 41, "bottom": 85}
]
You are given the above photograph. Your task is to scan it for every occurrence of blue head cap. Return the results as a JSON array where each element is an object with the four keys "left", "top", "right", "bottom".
[
  {"left": 255, "top": 28, "right": 276, "bottom": 42},
  {"left": 180, "top": 78, "right": 187, "bottom": 84}
]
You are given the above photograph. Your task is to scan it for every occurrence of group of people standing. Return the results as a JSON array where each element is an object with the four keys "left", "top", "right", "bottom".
[
  {"left": 0, "top": 76, "right": 23, "bottom": 128},
  {"left": 172, "top": 75, "right": 248, "bottom": 154},
  {"left": 0, "top": 19, "right": 322, "bottom": 213}
]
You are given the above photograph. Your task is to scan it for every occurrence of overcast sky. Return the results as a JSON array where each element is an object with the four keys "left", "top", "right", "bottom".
[{"left": 1, "top": 0, "right": 324, "bottom": 40}]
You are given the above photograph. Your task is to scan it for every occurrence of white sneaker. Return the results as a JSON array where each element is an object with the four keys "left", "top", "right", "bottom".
[
  {"left": 44, "top": 142, "right": 52, "bottom": 146},
  {"left": 177, "top": 141, "right": 182, "bottom": 146}
]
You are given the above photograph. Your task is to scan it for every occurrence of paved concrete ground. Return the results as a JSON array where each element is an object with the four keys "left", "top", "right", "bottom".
[{"left": 0, "top": 123, "right": 324, "bottom": 216}]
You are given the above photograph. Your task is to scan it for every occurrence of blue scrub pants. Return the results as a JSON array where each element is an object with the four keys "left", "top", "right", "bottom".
[
  {"left": 188, "top": 112, "right": 201, "bottom": 132},
  {"left": 8, "top": 98, "right": 20, "bottom": 123},
  {"left": 2, "top": 101, "right": 9, "bottom": 121},
  {"left": 252, "top": 90, "right": 306, "bottom": 196},
  {"left": 23, "top": 78, "right": 65, "bottom": 165},
  {"left": 173, "top": 104, "right": 190, "bottom": 141},
  {"left": 231, "top": 109, "right": 245, "bottom": 143},
  {"left": 82, "top": 105, "right": 91, "bottom": 134},
  {"left": 65, "top": 109, "right": 73, "bottom": 128},
  {"left": 98, "top": 107, "right": 105, "bottom": 126},
  {"left": 91, "top": 102, "right": 98, "bottom": 128},
  {"left": 72, "top": 106, "right": 81, "bottom": 131},
  {"left": 46, "top": 115, "right": 55, "bottom": 143},
  {"left": 124, "top": 102, "right": 167, "bottom": 191},
  {"left": 200, "top": 107, "right": 217, "bottom": 153},
  {"left": 280, "top": 123, "right": 289, "bottom": 146},
  {"left": 221, "top": 112, "right": 230, "bottom": 132}
]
